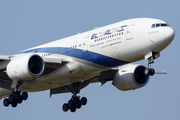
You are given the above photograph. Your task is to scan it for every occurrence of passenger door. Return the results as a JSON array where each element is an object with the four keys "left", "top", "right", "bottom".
[
  {"left": 83, "top": 36, "right": 89, "bottom": 52},
  {"left": 126, "top": 25, "right": 135, "bottom": 40}
]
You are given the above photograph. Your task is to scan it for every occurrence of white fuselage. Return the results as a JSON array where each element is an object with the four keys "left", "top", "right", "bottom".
[{"left": 4, "top": 18, "right": 175, "bottom": 92}]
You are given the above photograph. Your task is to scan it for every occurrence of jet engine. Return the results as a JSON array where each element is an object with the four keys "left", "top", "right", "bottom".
[
  {"left": 7, "top": 54, "right": 44, "bottom": 81},
  {"left": 113, "top": 64, "right": 149, "bottom": 91}
]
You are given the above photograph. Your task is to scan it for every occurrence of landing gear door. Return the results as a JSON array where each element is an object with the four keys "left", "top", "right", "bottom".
[{"left": 126, "top": 25, "right": 135, "bottom": 40}]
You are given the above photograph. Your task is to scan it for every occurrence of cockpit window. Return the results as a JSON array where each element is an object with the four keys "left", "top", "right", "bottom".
[
  {"left": 156, "top": 24, "right": 160, "bottom": 27},
  {"left": 161, "top": 23, "right": 168, "bottom": 27},
  {"left": 151, "top": 23, "right": 169, "bottom": 28},
  {"left": 151, "top": 24, "right": 156, "bottom": 28}
]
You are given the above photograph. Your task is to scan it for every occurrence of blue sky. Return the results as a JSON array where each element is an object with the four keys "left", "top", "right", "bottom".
[{"left": 0, "top": 0, "right": 179, "bottom": 120}]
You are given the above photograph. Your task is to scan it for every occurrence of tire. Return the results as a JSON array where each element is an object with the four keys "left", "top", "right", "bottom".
[
  {"left": 22, "top": 92, "right": 28, "bottom": 100},
  {"left": 9, "top": 95, "right": 14, "bottom": 104},
  {"left": 11, "top": 101, "right": 17, "bottom": 107},
  {"left": 14, "top": 91, "right": 20, "bottom": 100},
  {"left": 17, "top": 96, "right": 23, "bottom": 104},
  {"left": 74, "top": 97, "right": 79, "bottom": 104},
  {"left": 76, "top": 101, "right": 81, "bottom": 109},
  {"left": 81, "top": 97, "right": 87, "bottom": 106},
  {"left": 3, "top": 98, "right": 9, "bottom": 107},
  {"left": 62, "top": 103, "right": 69, "bottom": 112},
  {"left": 149, "top": 68, "right": 155, "bottom": 76},
  {"left": 144, "top": 68, "right": 150, "bottom": 75},
  {"left": 68, "top": 100, "right": 74, "bottom": 108},
  {"left": 70, "top": 105, "right": 76, "bottom": 112}
]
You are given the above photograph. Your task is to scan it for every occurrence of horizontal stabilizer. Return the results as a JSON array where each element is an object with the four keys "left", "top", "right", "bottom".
[{"left": 155, "top": 70, "right": 167, "bottom": 74}]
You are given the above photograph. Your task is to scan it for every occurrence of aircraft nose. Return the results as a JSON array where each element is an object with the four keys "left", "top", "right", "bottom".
[{"left": 164, "top": 27, "right": 175, "bottom": 43}]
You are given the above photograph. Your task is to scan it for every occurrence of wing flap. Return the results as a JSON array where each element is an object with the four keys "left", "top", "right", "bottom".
[
  {"left": 0, "top": 88, "right": 12, "bottom": 100},
  {"left": 43, "top": 57, "right": 69, "bottom": 64}
]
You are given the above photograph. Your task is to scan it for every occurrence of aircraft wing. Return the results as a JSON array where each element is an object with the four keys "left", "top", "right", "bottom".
[
  {"left": 0, "top": 55, "right": 70, "bottom": 99},
  {"left": 0, "top": 55, "right": 10, "bottom": 61},
  {"left": 50, "top": 68, "right": 118, "bottom": 96},
  {"left": 0, "top": 55, "right": 13, "bottom": 99}
]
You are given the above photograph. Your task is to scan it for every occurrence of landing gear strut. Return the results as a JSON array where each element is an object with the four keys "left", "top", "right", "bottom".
[
  {"left": 145, "top": 57, "right": 155, "bottom": 76},
  {"left": 3, "top": 81, "right": 28, "bottom": 107},
  {"left": 62, "top": 83, "right": 87, "bottom": 112}
]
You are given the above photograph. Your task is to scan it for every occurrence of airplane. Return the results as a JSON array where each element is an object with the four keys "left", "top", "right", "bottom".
[{"left": 0, "top": 18, "right": 175, "bottom": 112}]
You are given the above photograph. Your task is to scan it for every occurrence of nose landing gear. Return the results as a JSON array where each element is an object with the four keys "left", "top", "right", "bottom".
[{"left": 145, "top": 57, "right": 155, "bottom": 76}]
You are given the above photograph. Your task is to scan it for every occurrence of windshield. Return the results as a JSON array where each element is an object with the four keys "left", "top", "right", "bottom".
[{"left": 151, "top": 23, "right": 169, "bottom": 28}]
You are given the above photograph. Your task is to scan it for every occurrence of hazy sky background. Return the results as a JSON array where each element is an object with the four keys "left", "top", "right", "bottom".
[{"left": 0, "top": 0, "right": 179, "bottom": 120}]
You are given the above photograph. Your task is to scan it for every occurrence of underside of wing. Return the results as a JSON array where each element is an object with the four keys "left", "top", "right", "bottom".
[{"left": 50, "top": 68, "right": 118, "bottom": 96}]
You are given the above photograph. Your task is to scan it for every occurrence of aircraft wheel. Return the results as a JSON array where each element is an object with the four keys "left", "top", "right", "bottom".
[
  {"left": 74, "top": 97, "right": 79, "bottom": 104},
  {"left": 9, "top": 95, "right": 14, "bottom": 104},
  {"left": 11, "top": 101, "right": 17, "bottom": 107},
  {"left": 62, "top": 103, "right": 69, "bottom": 112},
  {"left": 68, "top": 100, "right": 74, "bottom": 108},
  {"left": 145, "top": 68, "right": 155, "bottom": 76},
  {"left": 14, "top": 91, "right": 20, "bottom": 100},
  {"left": 3, "top": 98, "right": 9, "bottom": 107},
  {"left": 144, "top": 68, "right": 150, "bottom": 75},
  {"left": 149, "top": 68, "right": 155, "bottom": 76},
  {"left": 76, "top": 101, "right": 81, "bottom": 109},
  {"left": 81, "top": 97, "right": 87, "bottom": 106},
  {"left": 22, "top": 92, "right": 28, "bottom": 100},
  {"left": 17, "top": 96, "right": 23, "bottom": 104},
  {"left": 70, "top": 105, "right": 76, "bottom": 112}
]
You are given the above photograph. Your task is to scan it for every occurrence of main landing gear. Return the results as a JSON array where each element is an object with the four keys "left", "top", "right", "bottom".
[
  {"left": 3, "top": 81, "right": 28, "bottom": 107},
  {"left": 62, "top": 95, "right": 87, "bottom": 112},
  {"left": 62, "top": 83, "right": 87, "bottom": 112},
  {"left": 3, "top": 91, "right": 28, "bottom": 107},
  {"left": 145, "top": 57, "right": 155, "bottom": 76}
]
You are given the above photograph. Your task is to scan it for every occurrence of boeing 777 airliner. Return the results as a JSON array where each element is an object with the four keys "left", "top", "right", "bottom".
[{"left": 0, "top": 18, "right": 175, "bottom": 112}]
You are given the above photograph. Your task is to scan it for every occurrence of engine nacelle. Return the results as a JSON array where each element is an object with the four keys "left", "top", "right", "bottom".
[
  {"left": 7, "top": 54, "right": 44, "bottom": 81},
  {"left": 113, "top": 64, "right": 149, "bottom": 91}
]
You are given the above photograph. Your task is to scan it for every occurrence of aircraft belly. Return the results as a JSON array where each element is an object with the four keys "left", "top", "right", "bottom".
[{"left": 20, "top": 61, "right": 104, "bottom": 92}]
